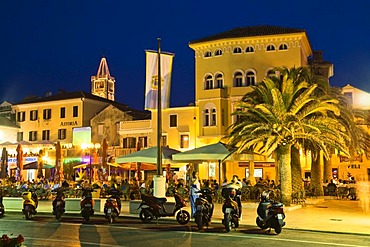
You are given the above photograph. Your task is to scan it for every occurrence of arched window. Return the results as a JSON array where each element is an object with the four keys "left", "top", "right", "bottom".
[
  {"left": 205, "top": 75, "right": 213, "bottom": 89},
  {"left": 266, "top": 69, "right": 276, "bottom": 78},
  {"left": 215, "top": 49, "right": 223, "bottom": 56},
  {"left": 233, "top": 47, "right": 242, "bottom": 54},
  {"left": 211, "top": 108, "right": 217, "bottom": 126},
  {"left": 233, "top": 71, "right": 243, "bottom": 87},
  {"left": 246, "top": 71, "right": 256, "bottom": 86},
  {"left": 266, "top": 44, "right": 276, "bottom": 51},
  {"left": 215, "top": 73, "right": 223, "bottom": 88},
  {"left": 279, "top": 44, "right": 288, "bottom": 50},
  {"left": 204, "top": 51, "right": 212, "bottom": 57},
  {"left": 245, "top": 46, "right": 254, "bottom": 53},
  {"left": 204, "top": 109, "right": 210, "bottom": 126}
]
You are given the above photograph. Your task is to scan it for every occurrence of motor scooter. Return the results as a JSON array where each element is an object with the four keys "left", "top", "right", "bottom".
[
  {"left": 104, "top": 189, "right": 121, "bottom": 224},
  {"left": 221, "top": 186, "right": 241, "bottom": 232},
  {"left": 0, "top": 187, "right": 5, "bottom": 217},
  {"left": 80, "top": 188, "right": 95, "bottom": 222},
  {"left": 256, "top": 190, "right": 285, "bottom": 234},
  {"left": 194, "top": 188, "right": 214, "bottom": 230},
  {"left": 52, "top": 187, "right": 66, "bottom": 221},
  {"left": 138, "top": 191, "right": 190, "bottom": 225},
  {"left": 22, "top": 189, "right": 38, "bottom": 220}
]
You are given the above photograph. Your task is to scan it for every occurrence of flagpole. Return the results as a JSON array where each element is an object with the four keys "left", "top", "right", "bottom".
[
  {"left": 153, "top": 38, "right": 166, "bottom": 198},
  {"left": 157, "top": 37, "right": 162, "bottom": 176}
]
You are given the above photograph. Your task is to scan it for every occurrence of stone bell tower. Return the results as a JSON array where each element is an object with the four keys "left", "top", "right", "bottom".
[{"left": 91, "top": 57, "right": 115, "bottom": 101}]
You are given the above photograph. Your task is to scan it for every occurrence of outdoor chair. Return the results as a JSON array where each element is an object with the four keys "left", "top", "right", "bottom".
[
  {"left": 349, "top": 187, "right": 357, "bottom": 200},
  {"left": 337, "top": 187, "right": 349, "bottom": 199},
  {"left": 327, "top": 184, "right": 337, "bottom": 197}
]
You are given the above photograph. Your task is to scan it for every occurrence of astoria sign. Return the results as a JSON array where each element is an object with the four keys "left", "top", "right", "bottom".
[{"left": 60, "top": 121, "right": 78, "bottom": 126}]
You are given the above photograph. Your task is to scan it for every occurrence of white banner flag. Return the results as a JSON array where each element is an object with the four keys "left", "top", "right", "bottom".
[{"left": 145, "top": 51, "right": 174, "bottom": 109}]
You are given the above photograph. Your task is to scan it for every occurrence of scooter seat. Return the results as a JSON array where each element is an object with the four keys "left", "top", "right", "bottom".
[
  {"left": 154, "top": 197, "right": 167, "bottom": 205},
  {"left": 272, "top": 202, "right": 283, "bottom": 208}
]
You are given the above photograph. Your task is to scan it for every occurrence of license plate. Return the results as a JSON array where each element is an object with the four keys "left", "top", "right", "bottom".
[
  {"left": 107, "top": 208, "right": 112, "bottom": 213},
  {"left": 225, "top": 208, "right": 232, "bottom": 213},
  {"left": 85, "top": 203, "right": 91, "bottom": 207},
  {"left": 56, "top": 201, "right": 62, "bottom": 206},
  {"left": 196, "top": 205, "right": 202, "bottom": 210},
  {"left": 277, "top": 214, "right": 283, "bottom": 219}
]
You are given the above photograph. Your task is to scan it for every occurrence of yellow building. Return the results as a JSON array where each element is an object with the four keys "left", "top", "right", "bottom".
[{"left": 187, "top": 26, "right": 314, "bottom": 181}]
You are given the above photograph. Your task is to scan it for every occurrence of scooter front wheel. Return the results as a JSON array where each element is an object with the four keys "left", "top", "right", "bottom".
[
  {"left": 139, "top": 208, "right": 154, "bottom": 223},
  {"left": 25, "top": 210, "right": 31, "bottom": 220},
  {"left": 176, "top": 210, "right": 190, "bottom": 225},
  {"left": 224, "top": 213, "right": 231, "bottom": 232},
  {"left": 55, "top": 209, "right": 62, "bottom": 221},
  {"left": 256, "top": 216, "right": 268, "bottom": 229},
  {"left": 195, "top": 212, "right": 203, "bottom": 230}
]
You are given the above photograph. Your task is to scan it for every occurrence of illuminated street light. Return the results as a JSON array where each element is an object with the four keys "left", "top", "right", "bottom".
[{"left": 81, "top": 143, "right": 101, "bottom": 185}]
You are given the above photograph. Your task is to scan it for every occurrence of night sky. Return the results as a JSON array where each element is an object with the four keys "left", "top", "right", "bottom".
[{"left": 1, "top": 1, "right": 370, "bottom": 110}]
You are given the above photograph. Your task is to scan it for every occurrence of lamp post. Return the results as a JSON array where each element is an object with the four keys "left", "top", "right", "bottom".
[{"left": 81, "top": 143, "right": 101, "bottom": 185}]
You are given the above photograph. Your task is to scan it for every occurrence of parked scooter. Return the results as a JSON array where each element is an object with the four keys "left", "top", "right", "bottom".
[
  {"left": 22, "top": 189, "right": 38, "bottom": 220},
  {"left": 0, "top": 187, "right": 5, "bottom": 217},
  {"left": 80, "top": 188, "right": 95, "bottom": 222},
  {"left": 52, "top": 187, "right": 66, "bottom": 221},
  {"left": 138, "top": 191, "right": 190, "bottom": 224},
  {"left": 104, "top": 189, "right": 121, "bottom": 224},
  {"left": 221, "top": 186, "right": 242, "bottom": 232},
  {"left": 256, "top": 190, "right": 285, "bottom": 234},
  {"left": 194, "top": 188, "right": 214, "bottom": 230}
]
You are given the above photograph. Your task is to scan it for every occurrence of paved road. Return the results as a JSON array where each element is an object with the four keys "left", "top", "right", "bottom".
[{"left": 1, "top": 213, "right": 369, "bottom": 247}]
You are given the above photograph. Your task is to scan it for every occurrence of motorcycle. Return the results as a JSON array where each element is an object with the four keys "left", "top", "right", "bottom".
[
  {"left": 22, "top": 189, "right": 38, "bottom": 220},
  {"left": 104, "top": 189, "right": 121, "bottom": 224},
  {"left": 0, "top": 188, "right": 4, "bottom": 217},
  {"left": 52, "top": 188, "right": 66, "bottom": 221},
  {"left": 256, "top": 190, "right": 285, "bottom": 234},
  {"left": 138, "top": 191, "right": 190, "bottom": 225},
  {"left": 80, "top": 188, "right": 95, "bottom": 222},
  {"left": 194, "top": 188, "right": 214, "bottom": 230},
  {"left": 221, "top": 186, "right": 241, "bottom": 232}
]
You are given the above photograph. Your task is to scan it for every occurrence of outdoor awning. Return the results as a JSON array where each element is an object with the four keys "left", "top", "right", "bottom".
[
  {"left": 116, "top": 146, "right": 181, "bottom": 164},
  {"left": 23, "top": 161, "right": 54, "bottom": 170},
  {"left": 172, "top": 142, "right": 231, "bottom": 162}
]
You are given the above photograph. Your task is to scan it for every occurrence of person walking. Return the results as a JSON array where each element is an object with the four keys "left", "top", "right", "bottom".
[{"left": 190, "top": 176, "right": 200, "bottom": 218}]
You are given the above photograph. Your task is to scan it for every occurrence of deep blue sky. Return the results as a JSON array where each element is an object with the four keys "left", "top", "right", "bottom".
[{"left": 1, "top": 1, "right": 370, "bottom": 110}]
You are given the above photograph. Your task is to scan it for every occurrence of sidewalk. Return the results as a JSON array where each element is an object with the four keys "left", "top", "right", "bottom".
[{"left": 6, "top": 197, "right": 370, "bottom": 236}]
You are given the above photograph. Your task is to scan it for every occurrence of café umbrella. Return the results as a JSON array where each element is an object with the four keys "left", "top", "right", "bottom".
[
  {"left": 116, "top": 146, "right": 180, "bottom": 164},
  {"left": 172, "top": 142, "right": 231, "bottom": 184}
]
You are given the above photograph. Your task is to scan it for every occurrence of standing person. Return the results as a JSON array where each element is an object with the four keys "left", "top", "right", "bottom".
[{"left": 190, "top": 176, "right": 200, "bottom": 218}]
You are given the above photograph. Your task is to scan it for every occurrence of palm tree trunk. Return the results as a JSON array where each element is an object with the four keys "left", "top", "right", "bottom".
[
  {"left": 278, "top": 145, "right": 292, "bottom": 206},
  {"left": 323, "top": 157, "right": 332, "bottom": 183},
  {"left": 311, "top": 152, "right": 324, "bottom": 196},
  {"left": 291, "top": 146, "right": 303, "bottom": 193},
  {"left": 248, "top": 160, "right": 256, "bottom": 186}
]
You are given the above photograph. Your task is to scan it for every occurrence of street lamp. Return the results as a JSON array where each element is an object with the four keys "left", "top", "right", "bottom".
[{"left": 81, "top": 143, "right": 101, "bottom": 185}]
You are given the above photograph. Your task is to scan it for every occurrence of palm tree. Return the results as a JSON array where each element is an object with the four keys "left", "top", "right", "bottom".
[{"left": 225, "top": 67, "right": 349, "bottom": 205}]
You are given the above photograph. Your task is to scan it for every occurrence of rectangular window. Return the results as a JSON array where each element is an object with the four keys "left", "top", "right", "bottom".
[
  {"left": 17, "top": 132, "right": 23, "bottom": 142},
  {"left": 42, "top": 130, "right": 50, "bottom": 140},
  {"left": 169, "top": 114, "right": 177, "bottom": 127},
  {"left": 30, "top": 110, "right": 38, "bottom": 121},
  {"left": 43, "top": 109, "right": 51, "bottom": 120},
  {"left": 138, "top": 136, "right": 148, "bottom": 149},
  {"left": 180, "top": 134, "right": 189, "bottom": 148},
  {"left": 73, "top": 106, "right": 78, "bottom": 117},
  {"left": 58, "top": 129, "right": 66, "bottom": 140},
  {"left": 60, "top": 107, "right": 66, "bottom": 118},
  {"left": 98, "top": 124, "right": 104, "bottom": 135},
  {"left": 29, "top": 131, "right": 37, "bottom": 141},
  {"left": 122, "top": 137, "right": 136, "bottom": 148},
  {"left": 161, "top": 135, "right": 167, "bottom": 147},
  {"left": 17, "top": 111, "right": 25, "bottom": 122}
]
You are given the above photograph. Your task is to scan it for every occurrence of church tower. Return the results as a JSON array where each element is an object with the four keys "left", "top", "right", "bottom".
[{"left": 91, "top": 57, "right": 115, "bottom": 101}]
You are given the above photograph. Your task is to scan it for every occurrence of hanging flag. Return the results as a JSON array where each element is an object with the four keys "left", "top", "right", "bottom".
[{"left": 145, "top": 50, "right": 174, "bottom": 110}]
